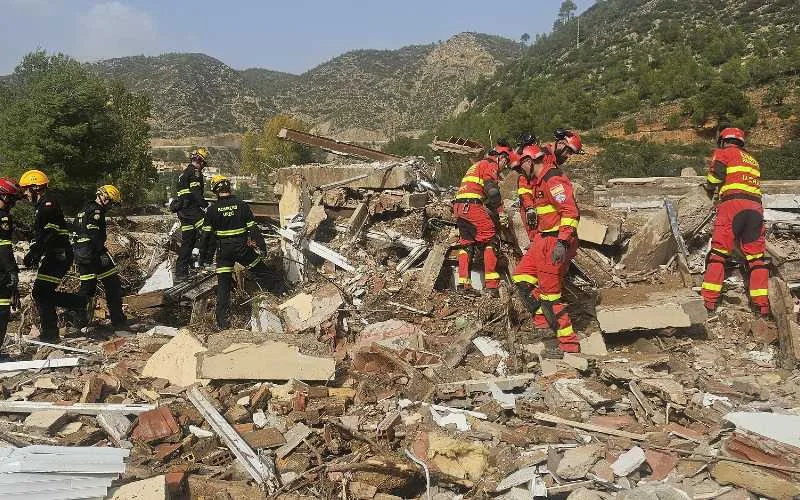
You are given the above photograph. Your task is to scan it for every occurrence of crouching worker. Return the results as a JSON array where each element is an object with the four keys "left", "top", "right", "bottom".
[
  {"left": 0, "top": 178, "right": 22, "bottom": 358},
  {"left": 73, "top": 185, "right": 127, "bottom": 329},
  {"left": 452, "top": 140, "right": 513, "bottom": 297},
  {"left": 199, "top": 175, "right": 271, "bottom": 329}
]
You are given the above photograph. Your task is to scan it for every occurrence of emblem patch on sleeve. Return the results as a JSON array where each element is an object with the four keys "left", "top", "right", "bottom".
[{"left": 550, "top": 183, "right": 567, "bottom": 203}]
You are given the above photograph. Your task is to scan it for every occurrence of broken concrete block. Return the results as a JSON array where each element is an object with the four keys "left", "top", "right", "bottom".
[
  {"left": 611, "top": 446, "right": 646, "bottom": 476},
  {"left": 555, "top": 444, "right": 603, "bottom": 480},
  {"left": 24, "top": 410, "right": 69, "bottom": 433},
  {"left": 279, "top": 285, "right": 343, "bottom": 333},
  {"left": 620, "top": 186, "right": 712, "bottom": 273},
  {"left": 356, "top": 319, "right": 422, "bottom": 351},
  {"left": 580, "top": 332, "right": 608, "bottom": 356},
  {"left": 567, "top": 488, "right": 603, "bottom": 500},
  {"left": 276, "top": 422, "right": 312, "bottom": 459},
  {"left": 577, "top": 217, "right": 608, "bottom": 245},
  {"left": 711, "top": 461, "right": 800, "bottom": 500},
  {"left": 224, "top": 405, "right": 250, "bottom": 424},
  {"left": 403, "top": 192, "right": 429, "bottom": 209},
  {"left": 97, "top": 411, "right": 132, "bottom": 444},
  {"left": 276, "top": 160, "right": 416, "bottom": 190},
  {"left": 108, "top": 475, "right": 166, "bottom": 499},
  {"left": 617, "top": 484, "right": 691, "bottom": 500},
  {"left": 198, "top": 341, "right": 335, "bottom": 381},
  {"left": 562, "top": 353, "right": 589, "bottom": 372},
  {"left": 596, "top": 287, "right": 707, "bottom": 333},
  {"left": 142, "top": 330, "right": 207, "bottom": 387},
  {"left": 349, "top": 481, "right": 379, "bottom": 500},
  {"left": 418, "top": 242, "right": 449, "bottom": 297},
  {"left": 639, "top": 378, "right": 687, "bottom": 405},
  {"left": 251, "top": 306, "right": 284, "bottom": 335},
  {"left": 242, "top": 427, "right": 286, "bottom": 449}
]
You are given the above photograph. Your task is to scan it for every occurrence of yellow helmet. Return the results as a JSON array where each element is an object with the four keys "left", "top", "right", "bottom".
[
  {"left": 192, "top": 147, "right": 209, "bottom": 162},
  {"left": 19, "top": 169, "right": 49, "bottom": 188},
  {"left": 98, "top": 184, "right": 122, "bottom": 204},
  {"left": 210, "top": 174, "right": 230, "bottom": 193}
]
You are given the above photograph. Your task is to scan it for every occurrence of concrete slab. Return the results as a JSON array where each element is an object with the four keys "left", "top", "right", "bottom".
[
  {"left": 596, "top": 287, "right": 707, "bottom": 333},
  {"left": 198, "top": 341, "right": 335, "bottom": 381},
  {"left": 141, "top": 330, "right": 208, "bottom": 387},
  {"left": 108, "top": 475, "right": 166, "bottom": 499},
  {"left": 24, "top": 410, "right": 69, "bottom": 433},
  {"left": 276, "top": 160, "right": 416, "bottom": 190}
]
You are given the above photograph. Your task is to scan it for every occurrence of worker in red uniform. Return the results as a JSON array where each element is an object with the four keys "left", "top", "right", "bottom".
[
  {"left": 516, "top": 133, "right": 538, "bottom": 242},
  {"left": 453, "top": 141, "right": 513, "bottom": 297},
  {"left": 512, "top": 135, "right": 582, "bottom": 355},
  {"left": 701, "top": 127, "right": 768, "bottom": 316}
]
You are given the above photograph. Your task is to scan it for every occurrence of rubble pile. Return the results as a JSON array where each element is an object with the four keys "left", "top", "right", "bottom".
[{"left": 2, "top": 154, "right": 800, "bottom": 499}]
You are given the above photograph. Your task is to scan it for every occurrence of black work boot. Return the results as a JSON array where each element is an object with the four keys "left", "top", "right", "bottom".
[
  {"left": 457, "top": 285, "right": 482, "bottom": 297},
  {"left": 540, "top": 338, "right": 564, "bottom": 359}
]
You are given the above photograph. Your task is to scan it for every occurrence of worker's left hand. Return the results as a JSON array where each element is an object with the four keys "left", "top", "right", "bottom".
[
  {"left": 498, "top": 212, "right": 509, "bottom": 228},
  {"left": 99, "top": 253, "right": 113, "bottom": 268},
  {"left": 22, "top": 251, "right": 40, "bottom": 269},
  {"left": 551, "top": 240, "right": 568, "bottom": 265},
  {"left": 703, "top": 183, "right": 716, "bottom": 200}
]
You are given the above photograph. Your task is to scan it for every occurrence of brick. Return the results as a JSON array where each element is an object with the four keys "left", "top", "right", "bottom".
[
  {"left": 242, "top": 428, "right": 286, "bottom": 449},
  {"left": 644, "top": 449, "right": 678, "bottom": 481}
]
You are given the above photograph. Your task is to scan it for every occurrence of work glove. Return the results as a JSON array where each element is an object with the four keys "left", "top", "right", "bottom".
[
  {"left": 498, "top": 212, "right": 509, "bottom": 228},
  {"left": 703, "top": 183, "right": 716, "bottom": 200},
  {"left": 23, "top": 250, "right": 40, "bottom": 269},
  {"left": 525, "top": 208, "right": 537, "bottom": 229},
  {"left": 99, "top": 253, "right": 113, "bottom": 269},
  {"left": 551, "top": 240, "right": 568, "bottom": 265}
]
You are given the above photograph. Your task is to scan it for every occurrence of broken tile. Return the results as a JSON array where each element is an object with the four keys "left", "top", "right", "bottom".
[
  {"left": 556, "top": 444, "right": 603, "bottom": 480},
  {"left": 24, "top": 410, "right": 69, "bottom": 433},
  {"left": 130, "top": 406, "right": 179, "bottom": 443},
  {"left": 198, "top": 341, "right": 335, "bottom": 381},
  {"left": 141, "top": 330, "right": 208, "bottom": 387}
]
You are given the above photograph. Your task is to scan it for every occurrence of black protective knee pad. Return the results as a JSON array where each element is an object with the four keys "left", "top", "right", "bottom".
[
  {"left": 515, "top": 282, "right": 541, "bottom": 314},
  {"left": 456, "top": 218, "right": 478, "bottom": 242},
  {"left": 732, "top": 209, "right": 763, "bottom": 244}
]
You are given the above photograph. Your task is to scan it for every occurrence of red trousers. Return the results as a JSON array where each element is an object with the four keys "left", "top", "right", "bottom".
[
  {"left": 453, "top": 202, "right": 500, "bottom": 289},
  {"left": 701, "top": 198, "right": 769, "bottom": 313},
  {"left": 512, "top": 233, "right": 579, "bottom": 352}
]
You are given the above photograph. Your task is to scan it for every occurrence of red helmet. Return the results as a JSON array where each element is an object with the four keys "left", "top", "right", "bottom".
[
  {"left": 718, "top": 127, "right": 745, "bottom": 147},
  {"left": 563, "top": 132, "right": 583, "bottom": 153},
  {"left": 0, "top": 177, "right": 21, "bottom": 199},
  {"left": 489, "top": 143, "right": 514, "bottom": 159},
  {"left": 519, "top": 144, "right": 545, "bottom": 162}
]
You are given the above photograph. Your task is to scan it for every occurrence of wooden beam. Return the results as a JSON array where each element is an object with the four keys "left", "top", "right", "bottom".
[
  {"left": 533, "top": 412, "right": 647, "bottom": 441},
  {"left": 277, "top": 128, "right": 399, "bottom": 162}
]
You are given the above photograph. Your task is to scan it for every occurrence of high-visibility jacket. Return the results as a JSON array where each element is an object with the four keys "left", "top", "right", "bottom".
[
  {"left": 0, "top": 209, "right": 17, "bottom": 275},
  {"left": 706, "top": 145, "right": 761, "bottom": 202},
  {"left": 200, "top": 195, "right": 265, "bottom": 252},
  {"left": 532, "top": 164, "right": 580, "bottom": 240},
  {"left": 30, "top": 194, "right": 71, "bottom": 256},
  {"left": 73, "top": 200, "right": 108, "bottom": 254},
  {"left": 175, "top": 165, "right": 208, "bottom": 221},
  {"left": 517, "top": 174, "right": 535, "bottom": 213},
  {"left": 455, "top": 157, "right": 503, "bottom": 210}
]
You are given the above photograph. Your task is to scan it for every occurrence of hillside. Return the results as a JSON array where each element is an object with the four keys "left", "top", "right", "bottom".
[
  {"left": 275, "top": 32, "right": 521, "bottom": 140},
  {"left": 92, "top": 53, "right": 296, "bottom": 137},
  {"left": 437, "top": 0, "right": 800, "bottom": 147},
  {"left": 92, "top": 33, "right": 520, "bottom": 139}
]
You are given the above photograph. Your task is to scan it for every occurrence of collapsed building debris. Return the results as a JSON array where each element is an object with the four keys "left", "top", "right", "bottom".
[{"left": 1, "top": 130, "right": 799, "bottom": 499}]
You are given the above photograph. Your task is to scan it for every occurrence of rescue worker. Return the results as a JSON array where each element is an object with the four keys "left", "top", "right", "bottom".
[
  {"left": 511, "top": 142, "right": 581, "bottom": 355},
  {"left": 73, "top": 185, "right": 127, "bottom": 329},
  {"left": 551, "top": 128, "right": 582, "bottom": 166},
  {"left": 516, "top": 133, "right": 538, "bottom": 241},
  {"left": 199, "top": 175, "right": 272, "bottom": 330},
  {"left": 172, "top": 147, "right": 210, "bottom": 283},
  {"left": 0, "top": 178, "right": 22, "bottom": 357},
  {"left": 701, "top": 128, "right": 768, "bottom": 316},
  {"left": 453, "top": 141, "right": 513, "bottom": 297},
  {"left": 18, "top": 170, "right": 84, "bottom": 342}
]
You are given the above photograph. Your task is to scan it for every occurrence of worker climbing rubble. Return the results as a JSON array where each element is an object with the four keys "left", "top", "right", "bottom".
[
  {"left": 452, "top": 140, "right": 512, "bottom": 297},
  {"left": 18, "top": 170, "right": 85, "bottom": 343},
  {"left": 171, "top": 147, "right": 210, "bottom": 283},
  {"left": 72, "top": 184, "right": 128, "bottom": 330},
  {"left": 199, "top": 175, "right": 272, "bottom": 330},
  {"left": 512, "top": 134, "right": 582, "bottom": 356},
  {"left": 701, "top": 127, "right": 769, "bottom": 316}
]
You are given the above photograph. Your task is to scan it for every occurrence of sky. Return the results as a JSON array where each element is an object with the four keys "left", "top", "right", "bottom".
[{"left": 0, "top": 0, "right": 595, "bottom": 76}]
